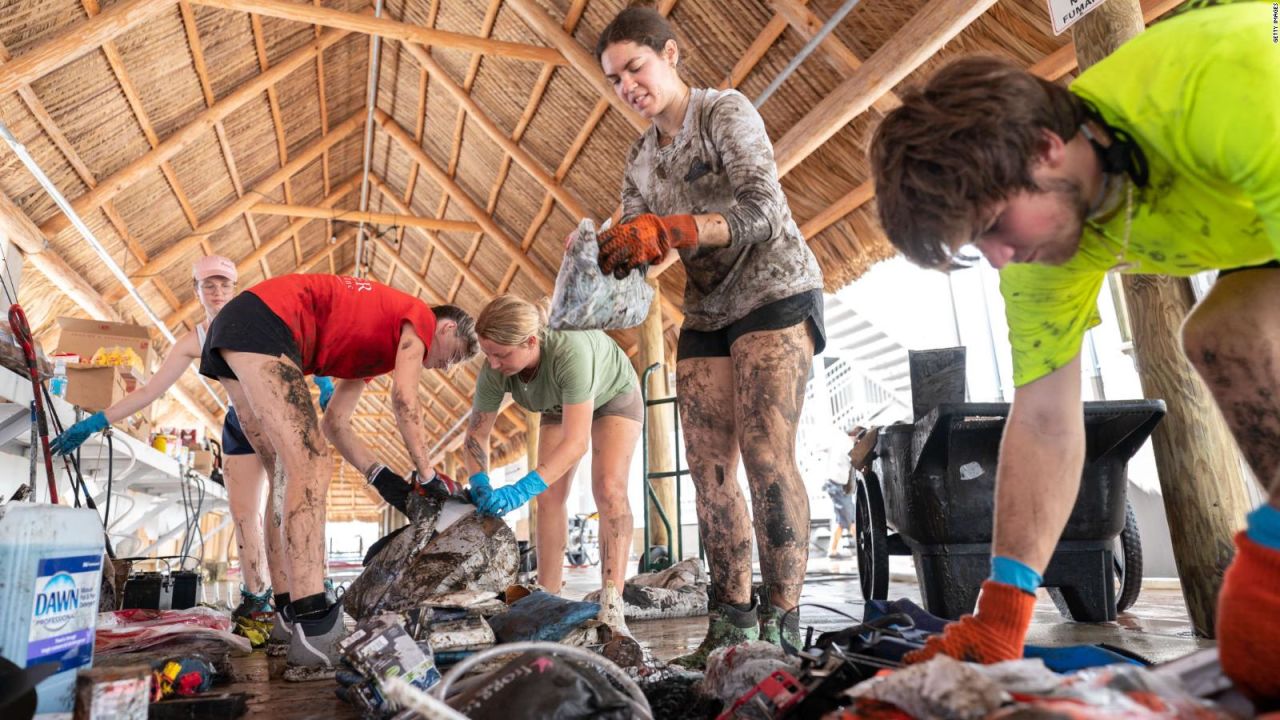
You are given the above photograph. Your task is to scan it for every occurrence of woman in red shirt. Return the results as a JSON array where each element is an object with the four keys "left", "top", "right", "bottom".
[{"left": 199, "top": 273, "right": 478, "bottom": 681}]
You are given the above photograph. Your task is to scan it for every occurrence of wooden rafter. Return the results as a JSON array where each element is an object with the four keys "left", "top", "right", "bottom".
[
  {"left": 189, "top": 0, "right": 566, "bottom": 65},
  {"left": 0, "top": 0, "right": 178, "bottom": 96},
  {"left": 114, "top": 110, "right": 365, "bottom": 298},
  {"left": 250, "top": 204, "right": 482, "bottom": 234},
  {"left": 39, "top": 28, "right": 350, "bottom": 239}
]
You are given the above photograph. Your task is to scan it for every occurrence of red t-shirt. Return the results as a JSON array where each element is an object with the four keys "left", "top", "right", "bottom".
[{"left": 248, "top": 275, "right": 436, "bottom": 379}]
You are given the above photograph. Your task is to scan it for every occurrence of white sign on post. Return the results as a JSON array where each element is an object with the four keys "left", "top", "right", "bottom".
[{"left": 1048, "top": 0, "right": 1109, "bottom": 35}]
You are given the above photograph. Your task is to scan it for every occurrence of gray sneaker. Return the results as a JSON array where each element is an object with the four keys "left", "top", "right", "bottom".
[
  {"left": 266, "top": 606, "right": 293, "bottom": 657},
  {"left": 283, "top": 601, "right": 346, "bottom": 682}
]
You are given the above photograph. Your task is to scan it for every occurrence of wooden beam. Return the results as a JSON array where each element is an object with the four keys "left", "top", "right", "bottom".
[
  {"left": 501, "top": 0, "right": 646, "bottom": 133},
  {"left": 0, "top": 0, "right": 178, "bottom": 96},
  {"left": 398, "top": 41, "right": 590, "bottom": 219},
  {"left": 768, "top": 0, "right": 900, "bottom": 113},
  {"left": 251, "top": 203, "right": 481, "bottom": 234},
  {"left": 124, "top": 111, "right": 365, "bottom": 289},
  {"left": 374, "top": 111, "right": 554, "bottom": 293},
  {"left": 39, "top": 27, "right": 349, "bottom": 238},
  {"left": 772, "top": 0, "right": 997, "bottom": 177},
  {"left": 191, "top": 0, "right": 564, "bottom": 65}
]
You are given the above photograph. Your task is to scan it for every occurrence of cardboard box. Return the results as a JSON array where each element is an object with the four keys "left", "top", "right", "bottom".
[
  {"left": 191, "top": 450, "right": 215, "bottom": 476},
  {"left": 66, "top": 366, "right": 128, "bottom": 412},
  {"left": 51, "top": 318, "right": 156, "bottom": 380},
  {"left": 115, "top": 416, "right": 152, "bottom": 444}
]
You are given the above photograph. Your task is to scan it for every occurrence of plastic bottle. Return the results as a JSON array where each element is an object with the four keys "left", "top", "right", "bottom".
[
  {"left": 48, "top": 359, "right": 67, "bottom": 398},
  {"left": 0, "top": 504, "right": 107, "bottom": 712}
]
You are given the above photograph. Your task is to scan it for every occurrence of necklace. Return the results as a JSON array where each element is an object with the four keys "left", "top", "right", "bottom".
[{"left": 1086, "top": 178, "right": 1135, "bottom": 271}]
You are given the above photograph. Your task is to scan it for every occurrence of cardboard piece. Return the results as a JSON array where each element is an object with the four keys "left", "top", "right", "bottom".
[
  {"left": 191, "top": 450, "right": 215, "bottom": 476},
  {"left": 52, "top": 318, "right": 156, "bottom": 380},
  {"left": 66, "top": 367, "right": 127, "bottom": 412}
]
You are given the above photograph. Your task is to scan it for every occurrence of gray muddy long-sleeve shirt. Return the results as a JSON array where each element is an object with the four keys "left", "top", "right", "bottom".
[{"left": 621, "top": 87, "right": 824, "bottom": 332}]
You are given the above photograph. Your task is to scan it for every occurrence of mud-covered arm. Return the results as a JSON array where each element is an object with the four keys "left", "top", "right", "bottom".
[
  {"left": 462, "top": 409, "right": 496, "bottom": 476},
  {"left": 389, "top": 322, "right": 436, "bottom": 477},
  {"left": 320, "top": 378, "right": 375, "bottom": 476},
  {"left": 704, "top": 91, "right": 791, "bottom": 249}
]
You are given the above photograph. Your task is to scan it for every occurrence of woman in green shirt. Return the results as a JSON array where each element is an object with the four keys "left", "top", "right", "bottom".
[{"left": 463, "top": 295, "right": 642, "bottom": 631}]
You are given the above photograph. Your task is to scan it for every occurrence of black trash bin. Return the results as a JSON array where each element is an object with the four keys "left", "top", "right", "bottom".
[{"left": 872, "top": 399, "right": 1164, "bottom": 622}]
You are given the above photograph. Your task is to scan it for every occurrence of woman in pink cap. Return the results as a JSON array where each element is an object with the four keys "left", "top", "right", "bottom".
[{"left": 52, "top": 255, "right": 299, "bottom": 622}]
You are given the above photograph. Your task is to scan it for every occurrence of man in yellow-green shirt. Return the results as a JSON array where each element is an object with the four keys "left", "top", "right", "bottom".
[{"left": 869, "top": 1, "right": 1278, "bottom": 701}]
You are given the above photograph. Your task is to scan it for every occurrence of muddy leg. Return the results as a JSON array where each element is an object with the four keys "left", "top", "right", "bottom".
[
  {"left": 221, "top": 352, "right": 329, "bottom": 600},
  {"left": 730, "top": 323, "right": 814, "bottom": 609},
  {"left": 1183, "top": 268, "right": 1280, "bottom": 501},
  {"left": 677, "top": 356, "right": 751, "bottom": 606},
  {"left": 535, "top": 421, "right": 579, "bottom": 593},
  {"left": 591, "top": 415, "right": 642, "bottom": 592},
  {"left": 223, "top": 454, "right": 270, "bottom": 593},
  {"left": 221, "top": 380, "right": 290, "bottom": 595}
]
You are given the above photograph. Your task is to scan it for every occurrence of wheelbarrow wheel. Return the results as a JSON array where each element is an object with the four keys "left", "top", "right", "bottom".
[
  {"left": 855, "top": 469, "right": 890, "bottom": 601},
  {"left": 1114, "top": 500, "right": 1142, "bottom": 612}
]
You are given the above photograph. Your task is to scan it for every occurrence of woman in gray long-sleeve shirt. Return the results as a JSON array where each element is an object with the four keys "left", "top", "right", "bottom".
[{"left": 594, "top": 7, "right": 826, "bottom": 668}]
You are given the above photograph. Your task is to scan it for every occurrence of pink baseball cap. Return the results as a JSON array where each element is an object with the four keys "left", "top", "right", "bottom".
[{"left": 193, "top": 255, "right": 238, "bottom": 282}]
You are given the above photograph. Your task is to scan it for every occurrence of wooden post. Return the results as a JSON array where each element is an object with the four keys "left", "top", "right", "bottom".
[
  {"left": 526, "top": 409, "right": 541, "bottom": 544},
  {"left": 1073, "top": 2, "right": 1252, "bottom": 637},
  {"left": 638, "top": 282, "right": 678, "bottom": 553}
]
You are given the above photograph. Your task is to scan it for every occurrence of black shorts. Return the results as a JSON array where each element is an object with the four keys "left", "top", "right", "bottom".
[
  {"left": 677, "top": 289, "right": 826, "bottom": 360},
  {"left": 222, "top": 406, "right": 254, "bottom": 456},
  {"left": 1218, "top": 259, "right": 1280, "bottom": 278},
  {"left": 199, "top": 292, "right": 302, "bottom": 381}
]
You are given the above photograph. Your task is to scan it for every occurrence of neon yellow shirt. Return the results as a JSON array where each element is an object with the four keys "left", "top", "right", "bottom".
[{"left": 1000, "top": 1, "right": 1279, "bottom": 387}]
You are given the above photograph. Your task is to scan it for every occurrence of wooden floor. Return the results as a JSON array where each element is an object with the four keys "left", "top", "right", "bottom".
[{"left": 217, "top": 555, "right": 1209, "bottom": 718}]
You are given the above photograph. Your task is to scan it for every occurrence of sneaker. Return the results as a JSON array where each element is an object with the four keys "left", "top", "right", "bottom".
[
  {"left": 267, "top": 605, "right": 293, "bottom": 657},
  {"left": 284, "top": 600, "right": 347, "bottom": 682},
  {"left": 758, "top": 603, "right": 802, "bottom": 651},
  {"left": 671, "top": 600, "right": 759, "bottom": 670},
  {"left": 232, "top": 585, "right": 272, "bottom": 618},
  {"left": 597, "top": 581, "right": 630, "bottom": 636}
]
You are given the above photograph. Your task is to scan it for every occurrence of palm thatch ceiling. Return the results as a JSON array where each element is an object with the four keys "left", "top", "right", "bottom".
[{"left": 0, "top": 0, "right": 1181, "bottom": 520}]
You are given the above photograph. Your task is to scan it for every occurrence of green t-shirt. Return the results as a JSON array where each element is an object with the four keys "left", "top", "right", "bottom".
[
  {"left": 472, "top": 329, "right": 638, "bottom": 415},
  {"left": 1000, "top": 1, "right": 1280, "bottom": 387}
]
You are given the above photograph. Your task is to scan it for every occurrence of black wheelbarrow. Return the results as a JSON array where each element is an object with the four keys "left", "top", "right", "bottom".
[{"left": 854, "top": 399, "right": 1164, "bottom": 622}]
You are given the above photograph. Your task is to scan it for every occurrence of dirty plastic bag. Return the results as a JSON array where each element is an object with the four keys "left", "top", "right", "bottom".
[
  {"left": 486, "top": 591, "right": 600, "bottom": 644},
  {"left": 583, "top": 558, "right": 709, "bottom": 620},
  {"left": 548, "top": 218, "right": 654, "bottom": 331},
  {"left": 446, "top": 651, "right": 634, "bottom": 720}
]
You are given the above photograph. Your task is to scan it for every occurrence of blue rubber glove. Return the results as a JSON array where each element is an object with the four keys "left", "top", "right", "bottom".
[
  {"left": 478, "top": 471, "right": 547, "bottom": 517},
  {"left": 467, "top": 472, "right": 493, "bottom": 506},
  {"left": 51, "top": 412, "right": 109, "bottom": 456},
  {"left": 314, "top": 376, "right": 335, "bottom": 411}
]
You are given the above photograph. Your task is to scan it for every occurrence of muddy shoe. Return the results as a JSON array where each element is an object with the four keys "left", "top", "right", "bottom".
[
  {"left": 671, "top": 601, "right": 759, "bottom": 670},
  {"left": 283, "top": 601, "right": 346, "bottom": 682},
  {"left": 758, "top": 603, "right": 802, "bottom": 651},
  {"left": 232, "top": 585, "right": 273, "bottom": 619},
  {"left": 267, "top": 605, "right": 293, "bottom": 657}
]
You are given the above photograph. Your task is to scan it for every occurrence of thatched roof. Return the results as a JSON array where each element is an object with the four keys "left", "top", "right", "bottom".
[{"left": 0, "top": 0, "right": 1181, "bottom": 520}]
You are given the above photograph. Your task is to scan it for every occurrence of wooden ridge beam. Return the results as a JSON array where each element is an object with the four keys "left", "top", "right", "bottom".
[
  {"left": 39, "top": 27, "right": 349, "bottom": 238},
  {"left": 0, "top": 0, "right": 177, "bottom": 96},
  {"left": 251, "top": 203, "right": 481, "bottom": 234},
  {"left": 191, "top": 0, "right": 564, "bottom": 65},
  {"left": 122, "top": 111, "right": 365, "bottom": 290},
  {"left": 374, "top": 110, "right": 554, "bottom": 293}
]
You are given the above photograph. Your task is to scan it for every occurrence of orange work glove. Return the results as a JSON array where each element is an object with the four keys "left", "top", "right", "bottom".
[
  {"left": 1218, "top": 532, "right": 1280, "bottom": 702},
  {"left": 904, "top": 580, "right": 1036, "bottom": 664},
  {"left": 597, "top": 213, "right": 698, "bottom": 278}
]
